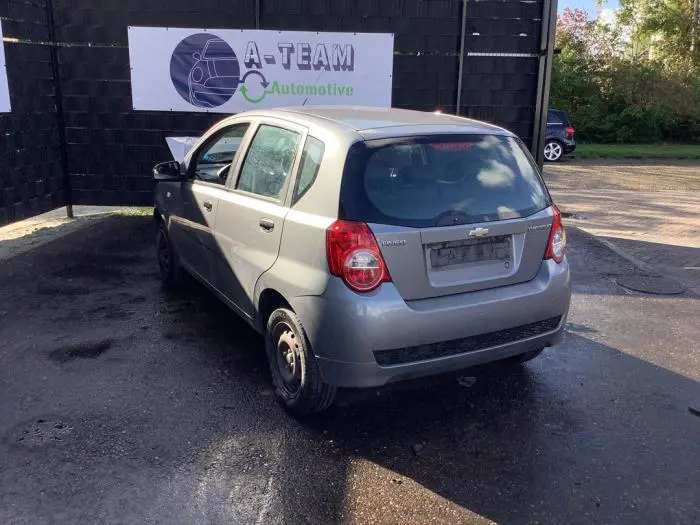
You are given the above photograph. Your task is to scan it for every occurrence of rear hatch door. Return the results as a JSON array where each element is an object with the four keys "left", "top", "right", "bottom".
[{"left": 340, "top": 133, "right": 554, "bottom": 301}]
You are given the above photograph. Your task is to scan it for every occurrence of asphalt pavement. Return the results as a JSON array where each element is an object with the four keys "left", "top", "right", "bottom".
[{"left": 0, "top": 215, "right": 698, "bottom": 524}]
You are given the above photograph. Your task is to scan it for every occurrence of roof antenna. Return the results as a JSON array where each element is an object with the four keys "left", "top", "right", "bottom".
[{"left": 303, "top": 69, "right": 325, "bottom": 107}]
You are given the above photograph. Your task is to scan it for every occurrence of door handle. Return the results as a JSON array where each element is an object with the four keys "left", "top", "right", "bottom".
[
  {"left": 259, "top": 218, "right": 275, "bottom": 232},
  {"left": 203, "top": 201, "right": 213, "bottom": 212}
]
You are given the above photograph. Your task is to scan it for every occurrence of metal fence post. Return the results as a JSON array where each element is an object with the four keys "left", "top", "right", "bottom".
[
  {"left": 532, "top": 0, "right": 558, "bottom": 168},
  {"left": 45, "top": 0, "right": 73, "bottom": 219},
  {"left": 455, "top": 0, "right": 468, "bottom": 115}
]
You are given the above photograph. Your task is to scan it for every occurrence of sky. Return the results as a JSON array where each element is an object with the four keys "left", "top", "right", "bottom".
[{"left": 558, "top": 0, "right": 619, "bottom": 19}]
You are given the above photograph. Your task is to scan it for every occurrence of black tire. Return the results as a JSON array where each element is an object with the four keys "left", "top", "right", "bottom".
[
  {"left": 543, "top": 140, "right": 564, "bottom": 162},
  {"left": 156, "top": 221, "right": 183, "bottom": 286},
  {"left": 265, "top": 308, "right": 337, "bottom": 416}
]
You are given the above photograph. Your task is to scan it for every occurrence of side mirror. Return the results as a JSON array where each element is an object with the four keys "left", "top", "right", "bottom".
[
  {"left": 192, "top": 52, "right": 202, "bottom": 61},
  {"left": 153, "top": 161, "right": 183, "bottom": 182}
]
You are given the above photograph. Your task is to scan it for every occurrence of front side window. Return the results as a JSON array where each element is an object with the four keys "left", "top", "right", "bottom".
[
  {"left": 237, "top": 125, "right": 301, "bottom": 199},
  {"left": 191, "top": 123, "right": 249, "bottom": 184},
  {"left": 340, "top": 134, "right": 550, "bottom": 227}
]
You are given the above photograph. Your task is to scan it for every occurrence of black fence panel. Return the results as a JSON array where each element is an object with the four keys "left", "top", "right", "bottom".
[
  {"left": 1, "top": 0, "right": 551, "bottom": 218},
  {"left": 458, "top": 0, "right": 545, "bottom": 147},
  {"left": 52, "top": 0, "right": 257, "bottom": 205},
  {"left": 460, "top": 55, "right": 540, "bottom": 145},
  {"left": 262, "top": 0, "right": 462, "bottom": 112},
  {"left": 0, "top": 0, "right": 64, "bottom": 226}
]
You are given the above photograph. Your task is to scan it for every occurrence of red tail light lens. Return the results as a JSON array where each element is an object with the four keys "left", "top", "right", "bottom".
[
  {"left": 565, "top": 127, "right": 575, "bottom": 136},
  {"left": 326, "top": 220, "right": 391, "bottom": 292},
  {"left": 544, "top": 205, "right": 567, "bottom": 264}
]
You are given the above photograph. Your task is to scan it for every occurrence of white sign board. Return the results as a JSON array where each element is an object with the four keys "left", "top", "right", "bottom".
[
  {"left": 128, "top": 27, "right": 393, "bottom": 113},
  {"left": 0, "top": 20, "right": 11, "bottom": 113}
]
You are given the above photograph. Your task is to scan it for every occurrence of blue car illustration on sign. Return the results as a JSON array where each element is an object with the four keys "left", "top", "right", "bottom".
[
  {"left": 187, "top": 39, "right": 241, "bottom": 108},
  {"left": 170, "top": 34, "right": 242, "bottom": 109}
]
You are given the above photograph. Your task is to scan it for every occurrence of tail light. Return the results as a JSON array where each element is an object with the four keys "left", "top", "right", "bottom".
[
  {"left": 565, "top": 126, "right": 575, "bottom": 137},
  {"left": 326, "top": 220, "right": 391, "bottom": 292},
  {"left": 544, "top": 205, "right": 567, "bottom": 264}
]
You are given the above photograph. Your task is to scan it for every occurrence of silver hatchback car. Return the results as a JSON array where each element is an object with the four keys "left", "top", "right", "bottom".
[{"left": 153, "top": 106, "right": 570, "bottom": 415}]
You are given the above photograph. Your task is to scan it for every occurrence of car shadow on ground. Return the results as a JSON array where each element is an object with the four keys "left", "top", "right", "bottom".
[
  {"left": 597, "top": 236, "right": 700, "bottom": 293},
  {"left": 564, "top": 227, "right": 699, "bottom": 299},
  {"left": 153, "top": 217, "right": 700, "bottom": 523},
  {"left": 303, "top": 331, "right": 700, "bottom": 523},
  {"left": 176, "top": 270, "right": 700, "bottom": 523}
]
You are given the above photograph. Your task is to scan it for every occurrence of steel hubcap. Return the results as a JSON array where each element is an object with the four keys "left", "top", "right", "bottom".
[
  {"left": 544, "top": 142, "right": 562, "bottom": 160},
  {"left": 276, "top": 328, "right": 301, "bottom": 390}
]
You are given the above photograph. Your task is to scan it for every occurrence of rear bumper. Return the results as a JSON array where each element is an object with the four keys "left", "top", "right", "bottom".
[
  {"left": 562, "top": 138, "right": 576, "bottom": 155},
  {"left": 291, "top": 259, "right": 571, "bottom": 388}
]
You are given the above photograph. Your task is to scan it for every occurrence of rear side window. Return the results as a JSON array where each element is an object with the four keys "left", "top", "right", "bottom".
[
  {"left": 547, "top": 111, "right": 563, "bottom": 124},
  {"left": 293, "top": 136, "right": 325, "bottom": 205},
  {"left": 340, "top": 134, "right": 550, "bottom": 228},
  {"left": 237, "top": 125, "right": 301, "bottom": 199}
]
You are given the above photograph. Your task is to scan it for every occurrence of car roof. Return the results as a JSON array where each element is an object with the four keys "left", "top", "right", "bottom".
[{"left": 234, "top": 106, "right": 512, "bottom": 141}]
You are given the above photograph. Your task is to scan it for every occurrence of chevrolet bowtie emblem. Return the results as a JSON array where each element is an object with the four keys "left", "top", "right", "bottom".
[{"left": 468, "top": 227, "right": 489, "bottom": 238}]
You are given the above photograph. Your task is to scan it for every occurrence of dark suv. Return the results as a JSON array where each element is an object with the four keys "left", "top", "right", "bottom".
[{"left": 544, "top": 109, "right": 576, "bottom": 162}]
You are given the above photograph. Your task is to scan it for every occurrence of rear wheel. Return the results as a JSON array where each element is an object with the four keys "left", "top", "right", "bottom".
[
  {"left": 265, "top": 308, "right": 337, "bottom": 416},
  {"left": 543, "top": 140, "right": 564, "bottom": 162},
  {"left": 156, "top": 221, "right": 183, "bottom": 286}
]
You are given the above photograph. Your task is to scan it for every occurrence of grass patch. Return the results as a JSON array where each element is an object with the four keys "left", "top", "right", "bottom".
[
  {"left": 576, "top": 144, "right": 700, "bottom": 159},
  {"left": 117, "top": 207, "right": 153, "bottom": 217}
]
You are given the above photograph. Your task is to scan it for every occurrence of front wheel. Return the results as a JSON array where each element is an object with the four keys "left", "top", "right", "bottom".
[
  {"left": 543, "top": 140, "right": 564, "bottom": 162},
  {"left": 265, "top": 308, "right": 337, "bottom": 416},
  {"left": 156, "top": 221, "right": 183, "bottom": 286}
]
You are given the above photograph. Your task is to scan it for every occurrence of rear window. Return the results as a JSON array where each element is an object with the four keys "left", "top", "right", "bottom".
[
  {"left": 339, "top": 134, "right": 550, "bottom": 228},
  {"left": 548, "top": 110, "right": 569, "bottom": 125},
  {"left": 547, "top": 111, "right": 563, "bottom": 124}
]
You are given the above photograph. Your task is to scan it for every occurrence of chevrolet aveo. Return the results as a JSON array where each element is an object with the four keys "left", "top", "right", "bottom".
[{"left": 153, "top": 106, "right": 571, "bottom": 416}]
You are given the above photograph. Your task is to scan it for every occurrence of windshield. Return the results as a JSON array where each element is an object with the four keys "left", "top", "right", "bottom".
[
  {"left": 339, "top": 134, "right": 550, "bottom": 228},
  {"left": 203, "top": 40, "right": 236, "bottom": 59}
]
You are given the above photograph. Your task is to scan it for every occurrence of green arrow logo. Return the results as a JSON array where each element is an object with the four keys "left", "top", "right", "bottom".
[{"left": 240, "top": 85, "right": 270, "bottom": 104}]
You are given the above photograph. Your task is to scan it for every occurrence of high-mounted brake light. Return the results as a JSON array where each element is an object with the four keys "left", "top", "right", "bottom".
[
  {"left": 326, "top": 220, "right": 391, "bottom": 292},
  {"left": 544, "top": 205, "right": 567, "bottom": 264}
]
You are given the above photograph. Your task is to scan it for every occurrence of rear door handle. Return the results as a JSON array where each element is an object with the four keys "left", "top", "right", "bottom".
[
  {"left": 259, "top": 218, "right": 275, "bottom": 232},
  {"left": 203, "top": 201, "right": 213, "bottom": 212}
]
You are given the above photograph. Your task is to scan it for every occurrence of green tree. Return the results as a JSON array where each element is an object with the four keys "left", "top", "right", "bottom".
[
  {"left": 551, "top": 7, "right": 700, "bottom": 143},
  {"left": 618, "top": 0, "right": 700, "bottom": 70}
]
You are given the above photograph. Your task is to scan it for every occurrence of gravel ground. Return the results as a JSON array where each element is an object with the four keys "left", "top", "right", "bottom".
[
  {"left": 544, "top": 159, "right": 700, "bottom": 192},
  {"left": 0, "top": 215, "right": 699, "bottom": 524},
  {"left": 544, "top": 159, "right": 700, "bottom": 294}
]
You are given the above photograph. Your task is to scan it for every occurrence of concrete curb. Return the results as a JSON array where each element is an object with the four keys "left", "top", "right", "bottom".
[
  {"left": 569, "top": 225, "right": 696, "bottom": 297},
  {"left": 570, "top": 225, "right": 659, "bottom": 276}
]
